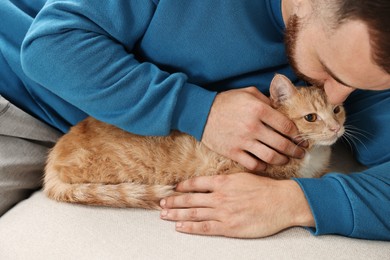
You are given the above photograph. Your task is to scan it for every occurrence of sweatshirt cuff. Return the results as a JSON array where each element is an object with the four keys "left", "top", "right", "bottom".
[
  {"left": 171, "top": 82, "right": 217, "bottom": 140},
  {"left": 294, "top": 175, "right": 354, "bottom": 236}
]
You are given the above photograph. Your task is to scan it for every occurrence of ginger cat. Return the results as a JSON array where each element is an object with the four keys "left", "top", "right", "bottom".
[{"left": 44, "top": 74, "right": 345, "bottom": 209}]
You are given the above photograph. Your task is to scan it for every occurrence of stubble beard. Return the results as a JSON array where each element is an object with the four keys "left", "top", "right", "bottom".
[{"left": 284, "top": 15, "right": 321, "bottom": 86}]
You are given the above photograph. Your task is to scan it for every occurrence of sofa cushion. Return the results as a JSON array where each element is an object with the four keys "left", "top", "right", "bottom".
[
  {"left": 0, "top": 191, "right": 389, "bottom": 259},
  {"left": 0, "top": 142, "right": 389, "bottom": 259}
]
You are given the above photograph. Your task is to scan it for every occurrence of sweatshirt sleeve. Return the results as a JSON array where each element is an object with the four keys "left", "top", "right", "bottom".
[
  {"left": 21, "top": 0, "right": 216, "bottom": 139},
  {"left": 294, "top": 162, "right": 390, "bottom": 241}
]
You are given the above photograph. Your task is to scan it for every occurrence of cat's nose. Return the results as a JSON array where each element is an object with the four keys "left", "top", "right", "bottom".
[{"left": 330, "top": 125, "right": 341, "bottom": 133}]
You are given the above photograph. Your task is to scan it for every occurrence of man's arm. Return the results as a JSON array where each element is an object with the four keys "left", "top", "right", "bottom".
[
  {"left": 21, "top": 1, "right": 215, "bottom": 139},
  {"left": 296, "top": 164, "right": 390, "bottom": 240},
  {"left": 161, "top": 166, "right": 390, "bottom": 240},
  {"left": 21, "top": 1, "right": 304, "bottom": 170}
]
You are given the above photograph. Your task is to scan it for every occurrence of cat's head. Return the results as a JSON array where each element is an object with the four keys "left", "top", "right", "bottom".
[{"left": 270, "top": 74, "right": 345, "bottom": 146}]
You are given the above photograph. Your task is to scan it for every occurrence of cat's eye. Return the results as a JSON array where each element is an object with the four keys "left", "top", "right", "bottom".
[
  {"left": 333, "top": 106, "right": 341, "bottom": 114},
  {"left": 304, "top": 113, "right": 318, "bottom": 122}
]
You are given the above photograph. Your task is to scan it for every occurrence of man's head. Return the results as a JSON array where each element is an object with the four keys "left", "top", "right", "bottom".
[
  {"left": 283, "top": 0, "right": 390, "bottom": 105},
  {"left": 334, "top": 0, "right": 390, "bottom": 74}
]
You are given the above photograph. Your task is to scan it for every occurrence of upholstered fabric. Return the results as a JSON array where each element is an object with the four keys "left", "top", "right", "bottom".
[{"left": 0, "top": 143, "right": 388, "bottom": 259}]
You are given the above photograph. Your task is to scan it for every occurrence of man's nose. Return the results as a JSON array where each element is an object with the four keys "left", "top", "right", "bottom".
[{"left": 323, "top": 80, "right": 355, "bottom": 105}]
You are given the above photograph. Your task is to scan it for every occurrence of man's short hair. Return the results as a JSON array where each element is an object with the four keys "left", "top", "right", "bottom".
[{"left": 335, "top": 0, "right": 390, "bottom": 74}]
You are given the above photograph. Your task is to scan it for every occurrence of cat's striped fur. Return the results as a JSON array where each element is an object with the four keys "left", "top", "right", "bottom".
[{"left": 44, "top": 74, "right": 345, "bottom": 209}]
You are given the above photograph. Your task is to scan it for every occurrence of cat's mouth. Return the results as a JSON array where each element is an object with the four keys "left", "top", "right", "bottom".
[
  {"left": 315, "top": 129, "right": 345, "bottom": 146},
  {"left": 316, "top": 137, "right": 339, "bottom": 146}
]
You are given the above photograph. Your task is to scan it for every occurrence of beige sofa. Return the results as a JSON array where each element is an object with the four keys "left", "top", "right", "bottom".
[{"left": 0, "top": 142, "right": 389, "bottom": 259}]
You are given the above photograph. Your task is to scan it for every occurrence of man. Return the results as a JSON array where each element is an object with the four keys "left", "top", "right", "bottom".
[
  {"left": 1, "top": 0, "right": 389, "bottom": 240},
  {"left": 162, "top": 1, "right": 390, "bottom": 239}
]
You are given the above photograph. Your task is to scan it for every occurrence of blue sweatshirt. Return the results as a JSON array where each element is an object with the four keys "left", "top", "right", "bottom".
[
  {"left": 20, "top": 0, "right": 296, "bottom": 139},
  {"left": 1, "top": 0, "right": 389, "bottom": 240}
]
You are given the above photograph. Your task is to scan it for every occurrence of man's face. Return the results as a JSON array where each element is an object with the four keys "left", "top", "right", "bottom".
[{"left": 285, "top": 13, "right": 390, "bottom": 105}]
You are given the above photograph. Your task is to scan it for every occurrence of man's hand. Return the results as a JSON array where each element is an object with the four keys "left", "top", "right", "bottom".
[
  {"left": 201, "top": 87, "right": 305, "bottom": 171},
  {"left": 160, "top": 173, "right": 315, "bottom": 238}
]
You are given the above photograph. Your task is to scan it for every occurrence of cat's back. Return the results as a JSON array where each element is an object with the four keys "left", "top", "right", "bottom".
[
  {"left": 53, "top": 117, "right": 200, "bottom": 163},
  {"left": 47, "top": 117, "right": 243, "bottom": 185}
]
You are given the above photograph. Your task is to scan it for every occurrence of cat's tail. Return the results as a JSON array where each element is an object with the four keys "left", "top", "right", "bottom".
[{"left": 43, "top": 171, "right": 176, "bottom": 210}]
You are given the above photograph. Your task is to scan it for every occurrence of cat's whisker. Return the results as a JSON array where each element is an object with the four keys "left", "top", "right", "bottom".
[
  {"left": 293, "top": 133, "right": 308, "bottom": 139},
  {"left": 340, "top": 134, "right": 355, "bottom": 153},
  {"left": 343, "top": 126, "right": 373, "bottom": 144},
  {"left": 344, "top": 129, "right": 372, "bottom": 143},
  {"left": 344, "top": 119, "right": 375, "bottom": 140},
  {"left": 291, "top": 138, "right": 310, "bottom": 155},
  {"left": 344, "top": 124, "right": 374, "bottom": 138},
  {"left": 342, "top": 130, "right": 370, "bottom": 153},
  {"left": 299, "top": 132, "right": 328, "bottom": 140},
  {"left": 292, "top": 134, "right": 310, "bottom": 144},
  {"left": 346, "top": 136, "right": 372, "bottom": 150},
  {"left": 341, "top": 135, "right": 360, "bottom": 154},
  {"left": 290, "top": 134, "right": 310, "bottom": 156}
]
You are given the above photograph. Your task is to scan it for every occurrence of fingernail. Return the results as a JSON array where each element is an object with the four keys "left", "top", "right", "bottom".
[
  {"left": 295, "top": 145, "right": 307, "bottom": 158},
  {"left": 161, "top": 209, "right": 168, "bottom": 217},
  {"left": 160, "top": 199, "right": 166, "bottom": 207},
  {"left": 294, "top": 137, "right": 309, "bottom": 148},
  {"left": 300, "top": 140, "right": 309, "bottom": 148},
  {"left": 282, "top": 157, "right": 290, "bottom": 165},
  {"left": 176, "top": 222, "right": 183, "bottom": 228},
  {"left": 256, "top": 163, "right": 267, "bottom": 172}
]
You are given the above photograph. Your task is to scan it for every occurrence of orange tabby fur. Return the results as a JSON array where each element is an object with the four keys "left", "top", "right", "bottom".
[{"left": 44, "top": 74, "right": 345, "bottom": 209}]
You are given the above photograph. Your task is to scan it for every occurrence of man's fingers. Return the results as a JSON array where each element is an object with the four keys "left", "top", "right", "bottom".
[
  {"left": 161, "top": 192, "right": 215, "bottom": 209},
  {"left": 243, "top": 87, "right": 271, "bottom": 105},
  {"left": 160, "top": 207, "right": 216, "bottom": 222},
  {"left": 173, "top": 176, "right": 216, "bottom": 193},
  {"left": 231, "top": 151, "right": 267, "bottom": 172},
  {"left": 258, "top": 105, "right": 298, "bottom": 138},
  {"left": 252, "top": 126, "right": 305, "bottom": 160},
  {"left": 245, "top": 141, "right": 288, "bottom": 166},
  {"left": 174, "top": 221, "right": 224, "bottom": 237}
]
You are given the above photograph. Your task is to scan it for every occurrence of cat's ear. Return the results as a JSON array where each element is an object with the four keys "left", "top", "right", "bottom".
[{"left": 270, "top": 74, "right": 297, "bottom": 104}]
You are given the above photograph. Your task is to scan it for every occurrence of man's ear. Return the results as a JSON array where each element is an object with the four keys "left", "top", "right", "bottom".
[{"left": 270, "top": 74, "right": 297, "bottom": 104}]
